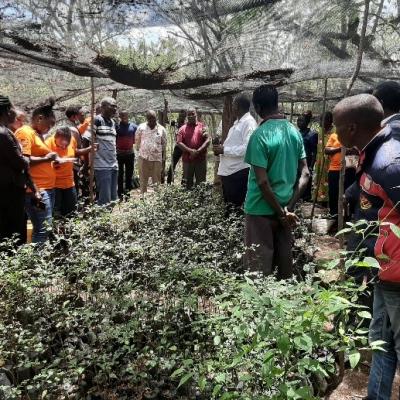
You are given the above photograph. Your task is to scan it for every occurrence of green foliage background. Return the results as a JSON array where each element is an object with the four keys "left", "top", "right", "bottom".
[{"left": 0, "top": 186, "right": 368, "bottom": 399}]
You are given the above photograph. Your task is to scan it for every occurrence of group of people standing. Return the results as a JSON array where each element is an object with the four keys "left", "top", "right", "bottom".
[
  {"left": 216, "top": 81, "right": 400, "bottom": 400},
  {"left": 1, "top": 78, "right": 400, "bottom": 398}
]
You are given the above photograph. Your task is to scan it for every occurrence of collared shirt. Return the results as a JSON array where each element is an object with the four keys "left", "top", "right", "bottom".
[
  {"left": 218, "top": 112, "right": 257, "bottom": 176},
  {"left": 177, "top": 122, "right": 208, "bottom": 163},
  {"left": 116, "top": 122, "right": 137, "bottom": 154},
  {"left": 136, "top": 123, "right": 167, "bottom": 162}
]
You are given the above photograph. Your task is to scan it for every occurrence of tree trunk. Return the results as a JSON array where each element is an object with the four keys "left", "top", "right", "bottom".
[
  {"left": 89, "top": 77, "right": 96, "bottom": 203},
  {"left": 346, "top": 0, "right": 371, "bottom": 96}
]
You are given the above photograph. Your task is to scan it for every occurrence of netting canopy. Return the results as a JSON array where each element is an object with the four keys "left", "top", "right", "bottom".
[{"left": 1, "top": 0, "right": 399, "bottom": 111}]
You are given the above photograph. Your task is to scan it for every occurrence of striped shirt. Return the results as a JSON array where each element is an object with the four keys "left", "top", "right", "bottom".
[{"left": 93, "top": 115, "right": 118, "bottom": 170}]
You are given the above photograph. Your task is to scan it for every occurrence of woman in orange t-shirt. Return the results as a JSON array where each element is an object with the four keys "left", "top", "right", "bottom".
[
  {"left": 46, "top": 127, "right": 92, "bottom": 216},
  {"left": 16, "top": 98, "right": 58, "bottom": 243},
  {"left": 325, "top": 132, "right": 357, "bottom": 218}
]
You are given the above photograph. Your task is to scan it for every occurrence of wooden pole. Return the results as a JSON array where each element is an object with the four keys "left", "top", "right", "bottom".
[
  {"left": 311, "top": 78, "right": 328, "bottom": 218},
  {"left": 290, "top": 102, "right": 294, "bottom": 123},
  {"left": 89, "top": 77, "right": 96, "bottom": 203},
  {"left": 338, "top": 0, "right": 370, "bottom": 238}
]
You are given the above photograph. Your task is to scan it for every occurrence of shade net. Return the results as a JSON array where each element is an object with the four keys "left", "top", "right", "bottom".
[{"left": 0, "top": 0, "right": 399, "bottom": 111}]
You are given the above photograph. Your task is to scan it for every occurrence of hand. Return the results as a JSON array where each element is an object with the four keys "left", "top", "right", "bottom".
[
  {"left": 189, "top": 149, "right": 198, "bottom": 159},
  {"left": 285, "top": 211, "right": 299, "bottom": 228},
  {"left": 46, "top": 152, "right": 58, "bottom": 161},
  {"left": 34, "top": 191, "right": 42, "bottom": 202},
  {"left": 93, "top": 143, "right": 99, "bottom": 152},
  {"left": 213, "top": 144, "right": 224, "bottom": 155},
  {"left": 346, "top": 147, "right": 359, "bottom": 156},
  {"left": 279, "top": 208, "right": 299, "bottom": 228}
]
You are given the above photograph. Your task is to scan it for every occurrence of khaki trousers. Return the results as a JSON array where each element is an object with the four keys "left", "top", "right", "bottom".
[
  {"left": 139, "top": 157, "right": 162, "bottom": 193},
  {"left": 244, "top": 214, "right": 293, "bottom": 279}
]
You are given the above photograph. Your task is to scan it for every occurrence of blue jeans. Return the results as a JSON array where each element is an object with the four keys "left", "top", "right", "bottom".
[
  {"left": 25, "top": 189, "right": 55, "bottom": 243},
  {"left": 55, "top": 187, "right": 77, "bottom": 216},
  {"left": 94, "top": 169, "right": 118, "bottom": 206},
  {"left": 367, "top": 284, "right": 400, "bottom": 399}
]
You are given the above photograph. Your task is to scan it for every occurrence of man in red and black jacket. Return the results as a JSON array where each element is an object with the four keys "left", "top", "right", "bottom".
[{"left": 334, "top": 91, "right": 400, "bottom": 400}]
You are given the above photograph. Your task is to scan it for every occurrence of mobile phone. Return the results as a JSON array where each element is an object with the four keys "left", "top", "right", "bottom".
[
  {"left": 31, "top": 197, "right": 46, "bottom": 210},
  {"left": 212, "top": 136, "right": 221, "bottom": 145}
]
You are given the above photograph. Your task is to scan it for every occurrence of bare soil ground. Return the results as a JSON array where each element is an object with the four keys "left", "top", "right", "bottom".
[{"left": 327, "top": 369, "right": 400, "bottom": 400}]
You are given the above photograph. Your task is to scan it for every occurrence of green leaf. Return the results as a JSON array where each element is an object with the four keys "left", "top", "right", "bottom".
[
  {"left": 377, "top": 253, "right": 391, "bottom": 262},
  {"left": 213, "top": 335, "right": 221, "bottom": 346},
  {"left": 171, "top": 367, "right": 184, "bottom": 378},
  {"left": 370, "top": 340, "right": 387, "bottom": 351},
  {"left": 349, "top": 350, "right": 361, "bottom": 369},
  {"left": 277, "top": 335, "right": 290, "bottom": 355},
  {"left": 355, "top": 257, "right": 380, "bottom": 269},
  {"left": 357, "top": 311, "right": 372, "bottom": 319},
  {"left": 212, "top": 384, "right": 223, "bottom": 397},
  {"left": 336, "top": 227, "right": 352, "bottom": 237},
  {"left": 177, "top": 372, "right": 193, "bottom": 389},
  {"left": 198, "top": 375, "right": 206, "bottom": 391},
  {"left": 293, "top": 334, "right": 313, "bottom": 354},
  {"left": 390, "top": 223, "right": 400, "bottom": 239}
]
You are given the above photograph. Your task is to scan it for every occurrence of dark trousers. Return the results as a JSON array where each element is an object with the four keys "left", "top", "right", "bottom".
[
  {"left": 301, "top": 170, "right": 313, "bottom": 201},
  {"left": 117, "top": 152, "right": 134, "bottom": 197},
  {"left": 55, "top": 187, "right": 77, "bottom": 217},
  {"left": 244, "top": 215, "right": 293, "bottom": 279},
  {"left": 328, "top": 168, "right": 356, "bottom": 217},
  {"left": 167, "top": 145, "right": 183, "bottom": 184},
  {"left": 0, "top": 185, "right": 26, "bottom": 245},
  {"left": 221, "top": 168, "right": 249, "bottom": 209},
  {"left": 183, "top": 159, "right": 207, "bottom": 189}
]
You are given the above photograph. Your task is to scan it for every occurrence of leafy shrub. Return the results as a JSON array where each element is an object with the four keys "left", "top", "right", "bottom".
[{"left": 0, "top": 185, "right": 366, "bottom": 399}]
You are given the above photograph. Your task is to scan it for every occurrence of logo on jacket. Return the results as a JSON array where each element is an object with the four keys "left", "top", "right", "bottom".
[{"left": 360, "top": 194, "right": 372, "bottom": 210}]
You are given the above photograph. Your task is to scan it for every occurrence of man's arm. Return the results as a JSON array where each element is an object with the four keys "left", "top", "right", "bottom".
[
  {"left": 176, "top": 129, "right": 196, "bottom": 154},
  {"left": 325, "top": 147, "right": 342, "bottom": 155},
  {"left": 70, "top": 127, "right": 82, "bottom": 149},
  {"left": 223, "top": 124, "right": 254, "bottom": 157},
  {"left": 380, "top": 163, "right": 400, "bottom": 213},
  {"left": 286, "top": 158, "right": 310, "bottom": 212},
  {"left": 0, "top": 133, "right": 28, "bottom": 171},
  {"left": 135, "top": 128, "right": 142, "bottom": 151},
  {"left": 253, "top": 165, "right": 286, "bottom": 217},
  {"left": 197, "top": 137, "right": 210, "bottom": 153}
]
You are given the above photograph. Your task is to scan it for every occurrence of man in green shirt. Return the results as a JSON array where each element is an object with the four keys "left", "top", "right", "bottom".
[{"left": 244, "top": 85, "right": 310, "bottom": 278}]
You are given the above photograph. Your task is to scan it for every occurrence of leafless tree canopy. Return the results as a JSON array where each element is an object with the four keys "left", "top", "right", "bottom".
[{"left": 0, "top": 0, "right": 399, "bottom": 105}]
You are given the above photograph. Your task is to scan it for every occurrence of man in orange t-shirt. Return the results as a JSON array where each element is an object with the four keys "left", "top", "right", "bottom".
[
  {"left": 46, "top": 127, "right": 92, "bottom": 216},
  {"left": 325, "top": 132, "right": 357, "bottom": 217}
]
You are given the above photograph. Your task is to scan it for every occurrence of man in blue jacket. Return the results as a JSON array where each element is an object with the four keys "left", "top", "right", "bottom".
[{"left": 334, "top": 92, "right": 400, "bottom": 400}]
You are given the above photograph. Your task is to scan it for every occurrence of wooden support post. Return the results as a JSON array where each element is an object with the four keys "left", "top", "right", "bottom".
[
  {"left": 89, "top": 77, "right": 96, "bottom": 203},
  {"left": 338, "top": 147, "right": 346, "bottom": 247},
  {"left": 311, "top": 78, "right": 328, "bottom": 218},
  {"left": 290, "top": 102, "right": 294, "bottom": 123}
]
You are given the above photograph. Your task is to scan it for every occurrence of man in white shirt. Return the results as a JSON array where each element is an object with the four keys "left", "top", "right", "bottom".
[
  {"left": 136, "top": 110, "right": 167, "bottom": 194},
  {"left": 213, "top": 94, "right": 258, "bottom": 210}
]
